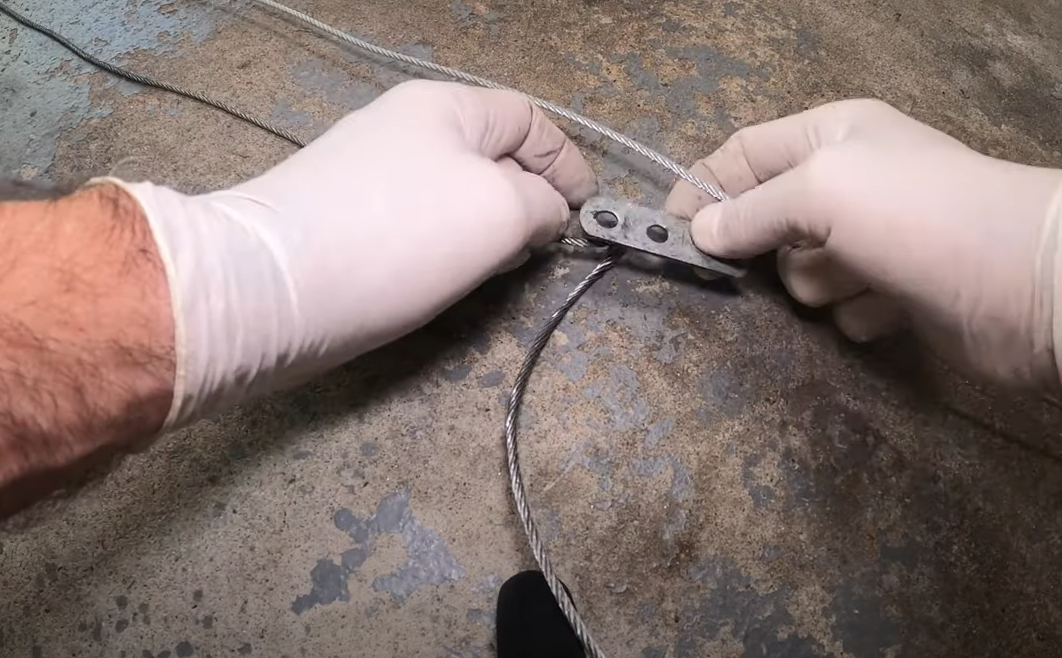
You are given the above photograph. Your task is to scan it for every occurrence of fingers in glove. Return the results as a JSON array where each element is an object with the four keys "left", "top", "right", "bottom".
[
  {"left": 501, "top": 166, "right": 571, "bottom": 246},
  {"left": 777, "top": 245, "right": 867, "bottom": 308},
  {"left": 665, "top": 159, "right": 727, "bottom": 220},
  {"left": 456, "top": 86, "right": 598, "bottom": 207},
  {"left": 666, "top": 109, "right": 828, "bottom": 221},
  {"left": 689, "top": 165, "right": 828, "bottom": 258},
  {"left": 493, "top": 156, "right": 537, "bottom": 271},
  {"left": 832, "top": 291, "right": 906, "bottom": 343},
  {"left": 495, "top": 155, "right": 523, "bottom": 175}
]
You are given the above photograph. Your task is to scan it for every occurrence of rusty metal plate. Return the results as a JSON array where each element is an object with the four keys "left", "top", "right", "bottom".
[{"left": 578, "top": 196, "right": 745, "bottom": 278}]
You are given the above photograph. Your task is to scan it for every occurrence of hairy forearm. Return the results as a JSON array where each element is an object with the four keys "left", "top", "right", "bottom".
[{"left": 0, "top": 184, "right": 174, "bottom": 517}]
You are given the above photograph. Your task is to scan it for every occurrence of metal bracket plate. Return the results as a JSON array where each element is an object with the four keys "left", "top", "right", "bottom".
[{"left": 578, "top": 196, "right": 745, "bottom": 278}]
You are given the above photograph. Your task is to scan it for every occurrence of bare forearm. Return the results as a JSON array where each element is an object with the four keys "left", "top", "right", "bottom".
[
  {"left": 0, "top": 82, "right": 602, "bottom": 516},
  {"left": 0, "top": 184, "right": 174, "bottom": 517}
]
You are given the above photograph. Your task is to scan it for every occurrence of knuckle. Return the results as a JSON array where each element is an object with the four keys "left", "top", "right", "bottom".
[
  {"left": 788, "top": 153, "right": 841, "bottom": 241},
  {"left": 801, "top": 148, "right": 846, "bottom": 193},
  {"left": 809, "top": 99, "right": 902, "bottom": 144},
  {"left": 849, "top": 99, "right": 904, "bottom": 126},
  {"left": 844, "top": 98, "right": 894, "bottom": 115},
  {"left": 376, "top": 80, "right": 439, "bottom": 115},
  {"left": 836, "top": 98, "right": 905, "bottom": 132},
  {"left": 784, "top": 278, "right": 831, "bottom": 308},
  {"left": 388, "top": 79, "right": 442, "bottom": 97},
  {"left": 381, "top": 80, "right": 463, "bottom": 112},
  {"left": 719, "top": 127, "right": 753, "bottom": 160},
  {"left": 777, "top": 251, "right": 848, "bottom": 308},
  {"left": 688, "top": 158, "right": 718, "bottom": 186}
]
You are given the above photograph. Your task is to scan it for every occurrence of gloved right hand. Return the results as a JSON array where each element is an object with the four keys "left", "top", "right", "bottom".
[{"left": 666, "top": 100, "right": 1062, "bottom": 387}]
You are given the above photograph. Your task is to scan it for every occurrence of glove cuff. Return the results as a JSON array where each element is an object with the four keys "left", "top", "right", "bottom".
[
  {"left": 90, "top": 178, "right": 299, "bottom": 431},
  {"left": 86, "top": 177, "right": 189, "bottom": 430}
]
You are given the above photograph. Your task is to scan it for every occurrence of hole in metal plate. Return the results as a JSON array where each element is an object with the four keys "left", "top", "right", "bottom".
[
  {"left": 595, "top": 210, "right": 619, "bottom": 229},
  {"left": 646, "top": 224, "right": 669, "bottom": 243}
]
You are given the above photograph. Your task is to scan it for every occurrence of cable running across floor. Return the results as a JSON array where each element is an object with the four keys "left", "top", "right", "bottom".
[{"left": 0, "top": 3, "right": 732, "bottom": 656}]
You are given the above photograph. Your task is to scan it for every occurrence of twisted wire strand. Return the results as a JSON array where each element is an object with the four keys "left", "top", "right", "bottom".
[
  {"left": 10, "top": 8, "right": 1060, "bottom": 658},
  {"left": 251, "top": 0, "right": 729, "bottom": 205},
  {"left": 0, "top": 2, "right": 307, "bottom": 148},
  {"left": 559, "top": 236, "right": 607, "bottom": 250},
  {"left": 505, "top": 252, "right": 621, "bottom": 658},
  {"left": 1, "top": 2, "right": 715, "bottom": 656},
  {"left": 244, "top": 6, "right": 671, "bottom": 655}
]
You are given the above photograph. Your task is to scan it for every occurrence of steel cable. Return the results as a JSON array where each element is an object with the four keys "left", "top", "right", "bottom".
[
  {"left": 0, "top": 3, "right": 730, "bottom": 656},
  {"left": 0, "top": 3, "right": 308, "bottom": 148},
  {"left": 251, "top": 0, "right": 729, "bottom": 206}
]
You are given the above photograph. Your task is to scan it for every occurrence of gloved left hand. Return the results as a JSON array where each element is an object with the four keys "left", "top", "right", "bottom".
[{"left": 103, "top": 80, "right": 598, "bottom": 429}]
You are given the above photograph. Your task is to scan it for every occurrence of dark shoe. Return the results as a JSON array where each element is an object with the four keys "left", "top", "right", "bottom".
[{"left": 496, "top": 570, "right": 585, "bottom": 658}]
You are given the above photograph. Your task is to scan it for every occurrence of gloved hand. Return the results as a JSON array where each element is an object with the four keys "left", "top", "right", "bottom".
[
  {"left": 103, "top": 80, "right": 598, "bottom": 429},
  {"left": 666, "top": 99, "right": 1062, "bottom": 386}
]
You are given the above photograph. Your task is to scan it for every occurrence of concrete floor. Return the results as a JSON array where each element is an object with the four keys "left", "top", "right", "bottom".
[{"left": 2, "top": 0, "right": 1062, "bottom": 656}]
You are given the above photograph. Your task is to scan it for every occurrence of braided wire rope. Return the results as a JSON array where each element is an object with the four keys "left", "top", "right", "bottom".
[
  {"left": 0, "top": 3, "right": 308, "bottom": 148},
  {"left": 252, "top": 0, "right": 729, "bottom": 206},
  {"left": 0, "top": 3, "right": 732, "bottom": 656}
]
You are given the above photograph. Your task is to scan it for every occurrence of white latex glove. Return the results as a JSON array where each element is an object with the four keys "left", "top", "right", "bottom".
[
  {"left": 105, "top": 80, "right": 598, "bottom": 429},
  {"left": 666, "top": 99, "right": 1062, "bottom": 387}
]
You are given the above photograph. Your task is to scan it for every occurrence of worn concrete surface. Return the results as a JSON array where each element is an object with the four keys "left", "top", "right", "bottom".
[{"left": 3, "top": 0, "right": 1062, "bottom": 656}]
